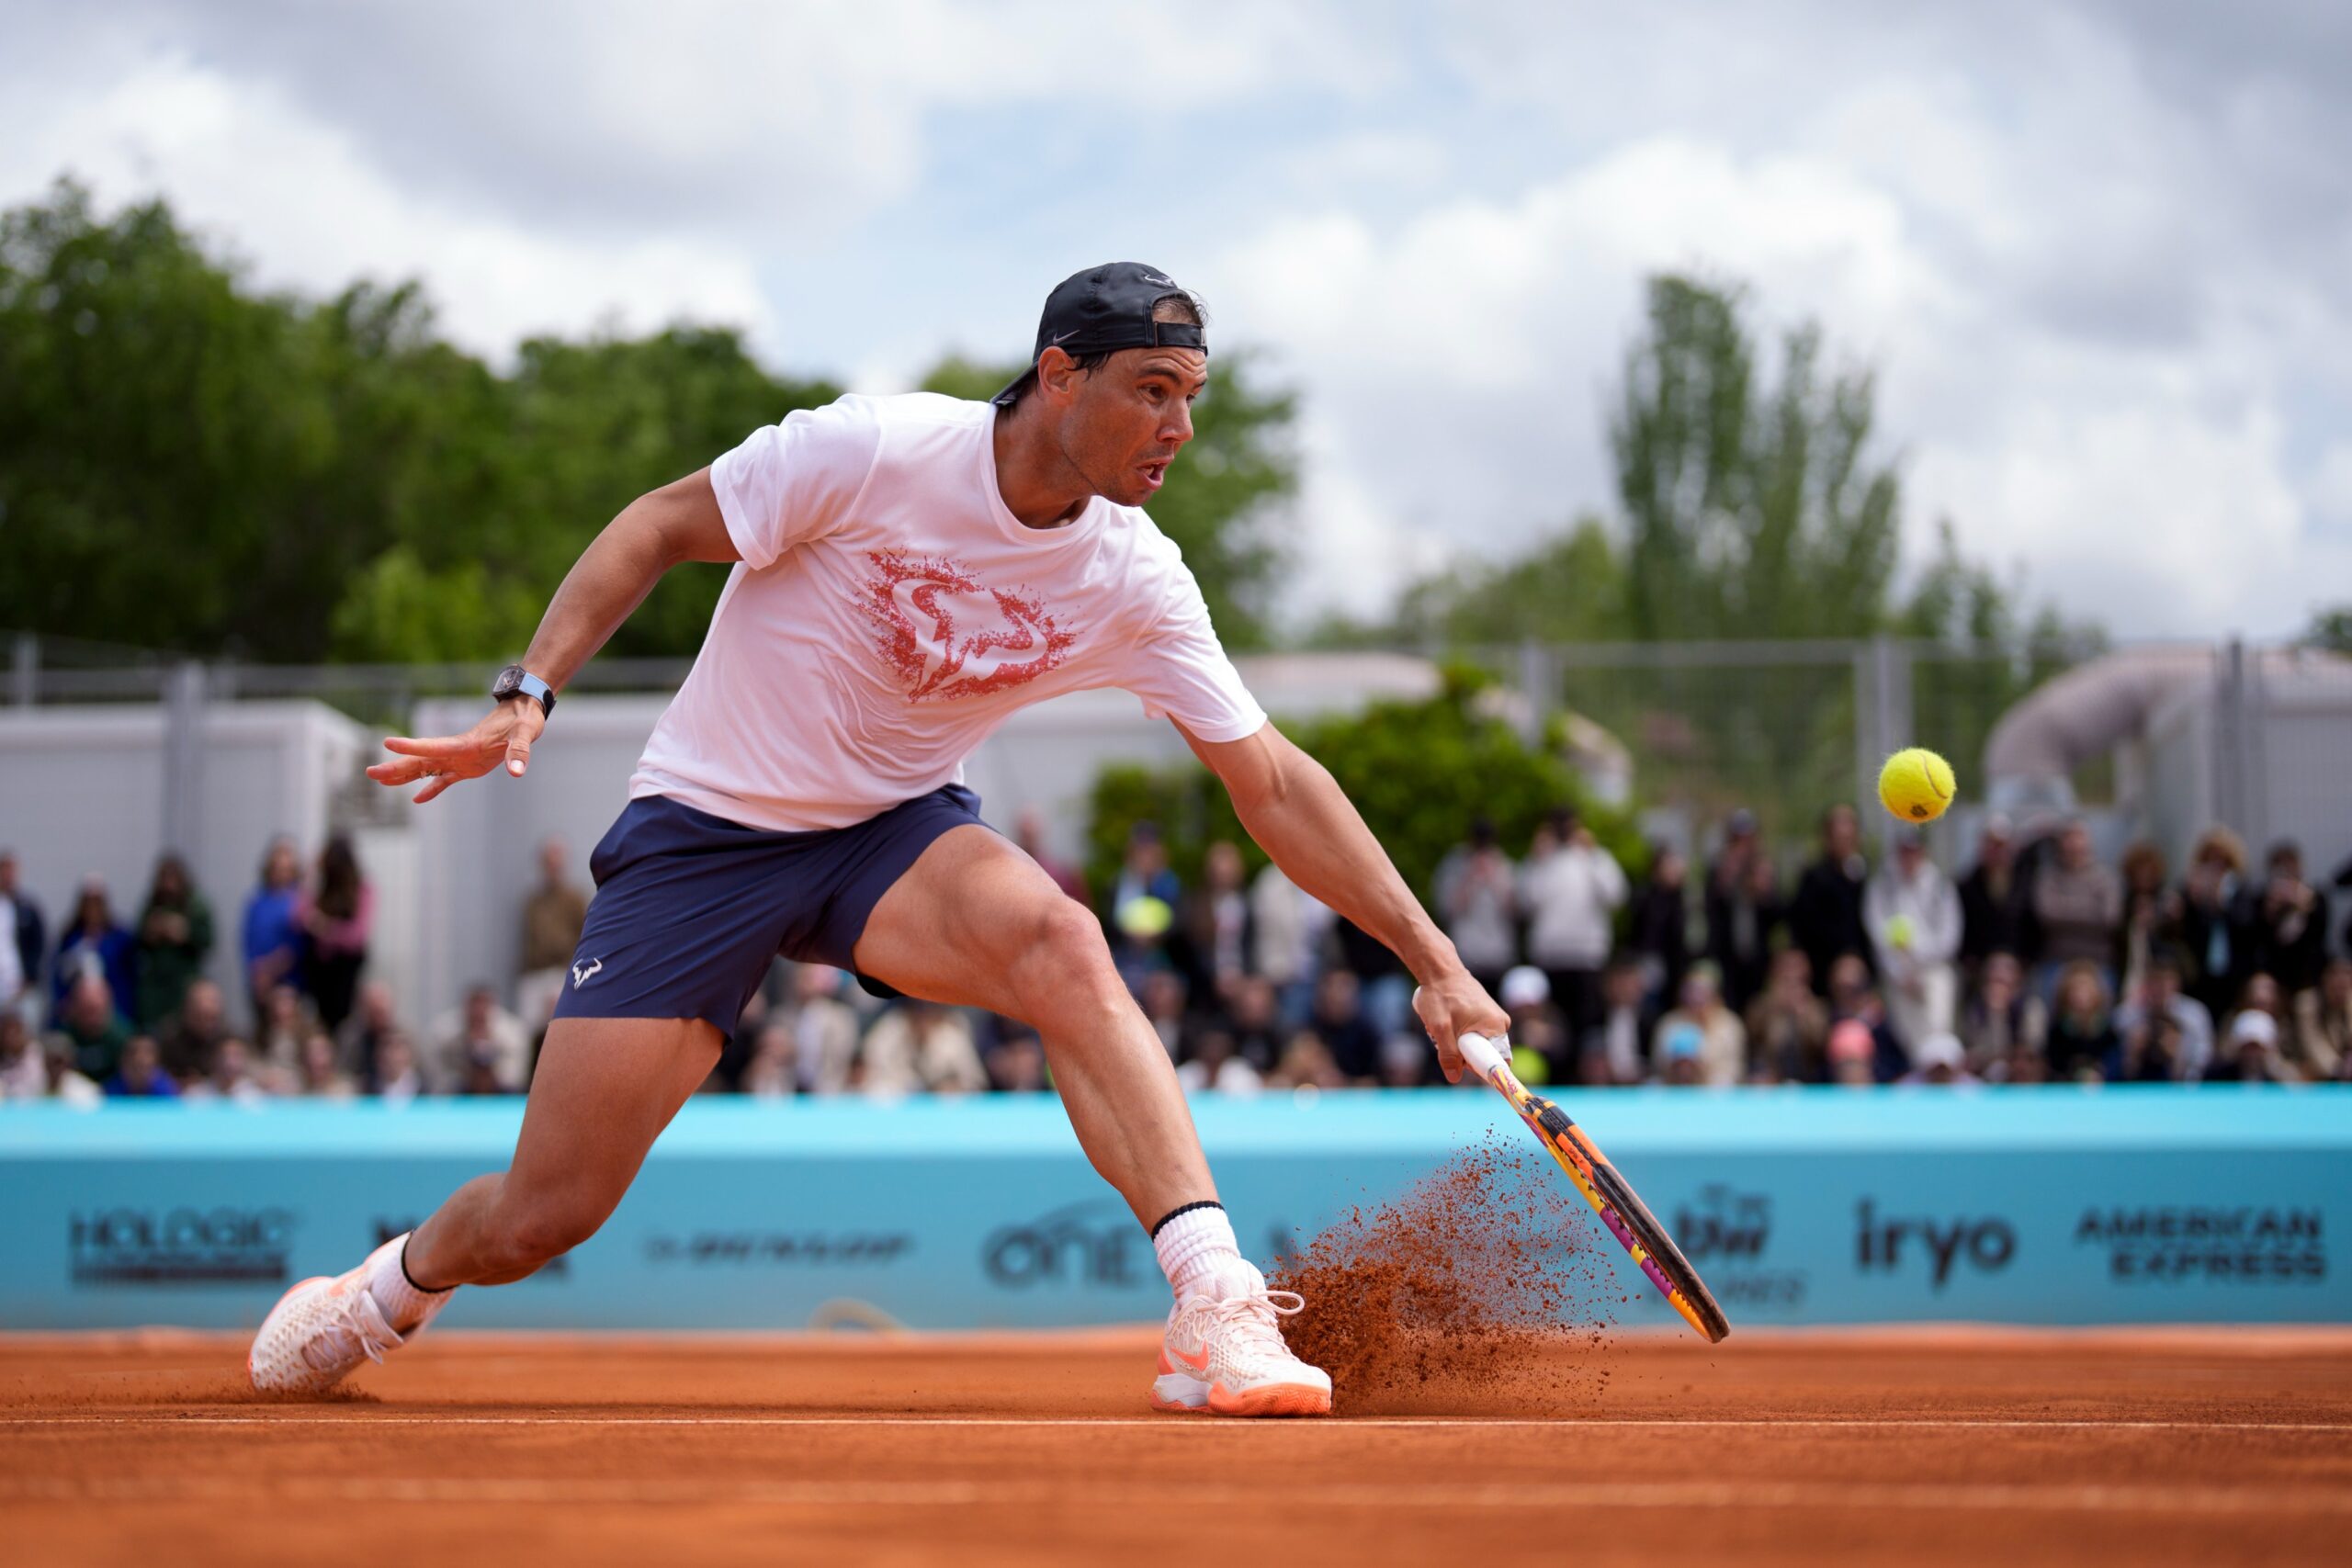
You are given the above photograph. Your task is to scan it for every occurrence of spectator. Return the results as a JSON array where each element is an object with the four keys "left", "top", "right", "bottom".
[
  {"left": 515, "top": 838, "right": 590, "bottom": 1038},
  {"left": 2112, "top": 952, "right": 2214, "bottom": 1082},
  {"left": 1655, "top": 1021, "right": 1707, "bottom": 1087},
  {"left": 39, "top": 1035, "right": 104, "bottom": 1107},
  {"left": 1107, "top": 821, "right": 1181, "bottom": 942},
  {"left": 1331, "top": 914, "right": 1413, "bottom": 1038},
  {"left": 1248, "top": 862, "right": 1328, "bottom": 1027},
  {"left": 740, "top": 1024, "right": 797, "bottom": 1099},
  {"left": 1177, "top": 1025, "right": 1263, "bottom": 1095},
  {"left": 1789, "top": 806, "right": 1872, "bottom": 993},
  {"left": 984, "top": 1019, "right": 1050, "bottom": 1092},
  {"left": 1825, "top": 953, "right": 1906, "bottom": 1081},
  {"left": 1582, "top": 958, "right": 1647, "bottom": 1085},
  {"left": 1958, "top": 952, "right": 2048, "bottom": 1081},
  {"left": 1498, "top": 964, "right": 1570, "bottom": 1078},
  {"left": 1307, "top": 967, "right": 1382, "bottom": 1080},
  {"left": 337, "top": 981, "right": 401, "bottom": 1092},
  {"left": 1519, "top": 807, "right": 1626, "bottom": 1035},
  {"left": 1432, "top": 817, "right": 1518, "bottom": 995},
  {"left": 2290, "top": 958, "right": 2351, "bottom": 1081},
  {"left": 50, "top": 972, "right": 130, "bottom": 1080},
  {"left": 184, "top": 1036, "right": 268, "bottom": 1105},
  {"left": 1012, "top": 805, "right": 1091, "bottom": 906},
  {"left": 1745, "top": 948, "right": 1829, "bottom": 1084},
  {"left": 2170, "top": 827, "right": 2247, "bottom": 1022},
  {"left": 1176, "top": 840, "right": 1253, "bottom": 1003},
  {"left": 103, "top": 1034, "right": 181, "bottom": 1099},
  {"left": 0, "top": 1013, "right": 47, "bottom": 1099},
  {"left": 1139, "top": 968, "right": 1190, "bottom": 1060},
  {"left": 2203, "top": 1010, "right": 2291, "bottom": 1085},
  {"left": 50, "top": 876, "right": 135, "bottom": 1026},
  {"left": 293, "top": 1030, "right": 357, "bottom": 1099},
  {"left": 1865, "top": 826, "right": 1962, "bottom": 1056},
  {"left": 782, "top": 964, "right": 861, "bottom": 1094},
  {"left": 0, "top": 849, "right": 47, "bottom": 1024},
  {"left": 2043, "top": 961, "right": 2120, "bottom": 1083},
  {"left": 2245, "top": 840, "right": 2329, "bottom": 1000},
  {"left": 2115, "top": 840, "right": 2171, "bottom": 1000},
  {"left": 430, "top": 984, "right": 532, "bottom": 1094},
  {"left": 375, "top": 1028, "right": 425, "bottom": 1105},
  {"left": 254, "top": 982, "right": 315, "bottom": 1077},
  {"left": 1270, "top": 1032, "right": 1348, "bottom": 1090},
  {"left": 1377, "top": 1031, "right": 1437, "bottom": 1089},
  {"left": 2030, "top": 821, "right": 2121, "bottom": 993},
  {"left": 2233, "top": 971, "right": 2288, "bottom": 1038},
  {"left": 1626, "top": 845, "right": 1692, "bottom": 1011},
  {"left": 862, "top": 999, "right": 987, "bottom": 1097},
  {"left": 1957, "top": 816, "right": 2035, "bottom": 974},
  {"left": 1225, "top": 974, "right": 1285, "bottom": 1072},
  {"left": 130, "top": 853, "right": 214, "bottom": 1031},
  {"left": 243, "top": 837, "right": 306, "bottom": 1021},
  {"left": 1704, "top": 810, "right": 1781, "bottom": 1015},
  {"left": 299, "top": 835, "right": 373, "bottom": 1033},
  {"left": 1825, "top": 1019, "right": 1876, "bottom": 1088},
  {"left": 157, "top": 977, "right": 232, "bottom": 1083},
  {"left": 1899, "top": 1032, "right": 1977, "bottom": 1088},
  {"left": 1649, "top": 964, "right": 1745, "bottom": 1088}
]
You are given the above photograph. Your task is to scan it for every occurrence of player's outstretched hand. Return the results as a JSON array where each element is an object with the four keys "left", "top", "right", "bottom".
[
  {"left": 1412, "top": 971, "right": 1511, "bottom": 1085},
  {"left": 367, "top": 700, "right": 546, "bottom": 804}
]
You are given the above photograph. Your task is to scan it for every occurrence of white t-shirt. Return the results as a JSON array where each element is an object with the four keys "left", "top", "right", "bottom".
[{"left": 630, "top": 392, "right": 1266, "bottom": 831}]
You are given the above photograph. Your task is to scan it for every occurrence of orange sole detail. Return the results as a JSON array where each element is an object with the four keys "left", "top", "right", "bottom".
[{"left": 1150, "top": 1382, "right": 1333, "bottom": 1418}]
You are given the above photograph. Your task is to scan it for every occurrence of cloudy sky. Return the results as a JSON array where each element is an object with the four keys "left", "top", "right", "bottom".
[{"left": 9, "top": 1, "right": 2350, "bottom": 638}]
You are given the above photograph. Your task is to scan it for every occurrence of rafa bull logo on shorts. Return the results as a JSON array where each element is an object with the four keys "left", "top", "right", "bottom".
[{"left": 855, "top": 549, "right": 1078, "bottom": 702}]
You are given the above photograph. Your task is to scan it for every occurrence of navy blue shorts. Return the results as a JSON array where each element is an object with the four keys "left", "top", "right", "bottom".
[{"left": 552, "top": 785, "right": 988, "bottom": 1043}]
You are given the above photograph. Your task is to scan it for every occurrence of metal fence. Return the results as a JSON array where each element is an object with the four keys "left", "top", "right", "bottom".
[{"left": 9, "top": 629, "right": 2349, "bottom": 874}]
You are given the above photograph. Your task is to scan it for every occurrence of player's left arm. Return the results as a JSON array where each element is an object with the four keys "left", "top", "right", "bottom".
[{"left": 1178, "top": 718, "right": 1509, "bottom": 1080}]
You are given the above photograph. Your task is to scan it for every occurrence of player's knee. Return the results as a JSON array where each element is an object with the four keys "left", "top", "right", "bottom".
[{"left": 1012, "top": 900, "right": 1119, "bottom": 1005}]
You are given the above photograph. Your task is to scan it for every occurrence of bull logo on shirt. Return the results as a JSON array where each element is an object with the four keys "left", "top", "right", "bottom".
[{"left": 854, "top": 549, "right": 1078, "bottom": 702}]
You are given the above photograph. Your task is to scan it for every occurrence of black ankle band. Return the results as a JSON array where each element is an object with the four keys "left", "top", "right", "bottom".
[
  {"left": 1149, "top": 1200, "right": 1224, "bottom": 1239},
  {"left": 399, "top": 1235, "right": 453, "bottom": 1296}
]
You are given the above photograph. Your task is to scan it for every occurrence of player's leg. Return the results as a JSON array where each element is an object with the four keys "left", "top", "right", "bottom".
[
  {"left": 404, "top": 1016, "right": 720, "bottom": 1287},
  {"left": 249, "top": 1014, "right": 718, "bottom": 1393},
  {"left": 853, "top": 825, "right": 1330, "bottom": 1416},
  {"left": 852, "top": 824, "right": 1208, "bottom": 1225}
]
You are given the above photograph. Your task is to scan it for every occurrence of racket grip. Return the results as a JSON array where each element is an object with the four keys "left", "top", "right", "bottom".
[{"left": 1455, "top": 1032, "right": 1510, "bottom": 1079}]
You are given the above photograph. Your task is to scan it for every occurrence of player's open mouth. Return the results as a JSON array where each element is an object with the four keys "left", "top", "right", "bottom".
[{"left": 1138, "top": 460, "right": 1170, "bottom": 492}]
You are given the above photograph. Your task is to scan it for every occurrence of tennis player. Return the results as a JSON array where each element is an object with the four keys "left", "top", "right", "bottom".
[{"left": 248, "top": 264, "right": 1510, "bottom": 1416}]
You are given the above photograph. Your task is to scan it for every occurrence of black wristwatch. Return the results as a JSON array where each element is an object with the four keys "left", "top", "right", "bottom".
[{"left": 490, "top": 664, "right": 558, "bottom": 718}]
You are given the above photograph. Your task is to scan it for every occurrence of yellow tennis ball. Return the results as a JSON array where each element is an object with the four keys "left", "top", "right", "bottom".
[{"left": 1878, "top": 747, "right": 1956, "bottom": 823}]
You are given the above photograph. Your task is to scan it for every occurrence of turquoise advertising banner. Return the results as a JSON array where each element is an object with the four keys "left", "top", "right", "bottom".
[{"left": 3, "top": 1088, "right": 2346, "bottom": 1331}]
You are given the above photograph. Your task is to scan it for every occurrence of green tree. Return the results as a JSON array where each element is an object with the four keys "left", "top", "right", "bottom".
[
  {"left": 919, "top": 353, "right": 1298, "bottom": 649},
  {"left": 1611, "top": 275, "right": 1899, "bottom": 641},
  {"left": 2301, "top": 604, "right": 2352, "bottom": 657}
]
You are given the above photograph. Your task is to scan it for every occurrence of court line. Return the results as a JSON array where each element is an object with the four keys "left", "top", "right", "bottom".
[
  {"left": 5, "top": 1413, "right": 2348, "bottom": 1433},
  {"left": 2, "top": 1475, "right": 2346, "bottom": 1514}
]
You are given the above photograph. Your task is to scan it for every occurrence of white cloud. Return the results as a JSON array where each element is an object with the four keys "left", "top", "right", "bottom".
[{"left": 0, "top": 54, "right": 774, "bottom": 357}]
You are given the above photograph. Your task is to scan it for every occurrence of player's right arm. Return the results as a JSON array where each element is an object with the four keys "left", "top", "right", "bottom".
[{"left": 366, "top": 468, "right": 741, "bottom": 804}]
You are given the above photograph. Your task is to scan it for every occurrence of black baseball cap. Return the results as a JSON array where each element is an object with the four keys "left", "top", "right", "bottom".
[{"left": 991, "top": 262, "right": 1206, "bottom": 408}]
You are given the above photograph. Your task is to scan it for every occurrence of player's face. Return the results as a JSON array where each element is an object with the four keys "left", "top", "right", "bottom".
[{"left": 1057, "top": 346, "right": 1207, "bottom": 507}]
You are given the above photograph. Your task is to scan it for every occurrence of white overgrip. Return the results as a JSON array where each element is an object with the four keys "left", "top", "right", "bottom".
[{"left": 1455, "top": 1032, "right": 1509, "bottom": 1080}]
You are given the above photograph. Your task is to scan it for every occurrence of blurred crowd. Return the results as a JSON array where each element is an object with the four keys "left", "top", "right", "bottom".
[{"left": 5, "top": 800, "right": 2349, "bottom": 1106}]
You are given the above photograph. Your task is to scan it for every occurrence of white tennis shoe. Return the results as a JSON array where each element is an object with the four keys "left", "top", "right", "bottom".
[
  {"left": 1151, "top": 1258, "right": 1333, "bottom": 1417},
  {"left": 248, "top": 1236, "right": 445, "bottom": 1394}
]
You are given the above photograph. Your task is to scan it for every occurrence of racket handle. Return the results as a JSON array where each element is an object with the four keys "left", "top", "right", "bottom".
[{"left": 1455, "top": 1032, "right": 1510, "bottom": 1079}]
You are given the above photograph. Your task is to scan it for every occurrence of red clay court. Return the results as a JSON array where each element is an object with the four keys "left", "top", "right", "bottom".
[{"left": 6, "top": 1326, "right": 2348, "bottom": 1566}]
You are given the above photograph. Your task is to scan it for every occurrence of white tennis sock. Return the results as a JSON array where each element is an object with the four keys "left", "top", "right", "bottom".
[
  {"left": 1153, "top": 1202, "right": 1241, "bottom": 1302},
  {"left": 368, "top": 1233, "right": 452, "bottom": 1333}
]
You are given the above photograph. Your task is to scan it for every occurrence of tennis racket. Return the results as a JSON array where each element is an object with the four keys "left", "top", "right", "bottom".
[{"left": 1450, "top": 1025, "right": 1730, "bottom": 1343}]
